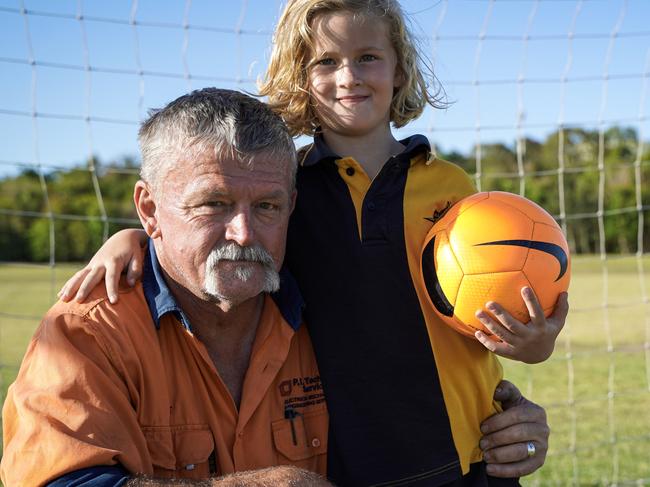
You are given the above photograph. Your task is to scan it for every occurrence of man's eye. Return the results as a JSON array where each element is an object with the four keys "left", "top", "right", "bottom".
[
  {"left": 258, "top": 202, "right": 279, "bottom": 211},
  {"left": 204, "top": 201, "right": 227, "bottom": 208}
]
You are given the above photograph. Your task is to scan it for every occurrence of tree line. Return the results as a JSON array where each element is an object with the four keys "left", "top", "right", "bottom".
[{"left": 1, "top": 126, "right": 648, "bottom": 262}]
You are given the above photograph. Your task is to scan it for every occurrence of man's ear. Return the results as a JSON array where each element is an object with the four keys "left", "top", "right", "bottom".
[{"left": 134, "top": 180, "right": 161, "bottom": 238}]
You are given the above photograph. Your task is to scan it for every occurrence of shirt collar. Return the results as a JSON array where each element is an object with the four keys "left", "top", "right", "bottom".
[
  {"left": 270, "top": 267, "right": 305, "bottom": 332},
  {"left": 300, "top": 132, "right": 432, "bottom": 167},
  {"left": 142, "top": 242, "right": 194, "bottom": 331},
  {"left": 142, "top": 240, "right": 305, "bottom": 332}
]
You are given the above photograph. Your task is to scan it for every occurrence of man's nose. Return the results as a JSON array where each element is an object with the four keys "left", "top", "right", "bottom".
[{"left": 225, "top": 210, "right": 254, "bottom": 246}]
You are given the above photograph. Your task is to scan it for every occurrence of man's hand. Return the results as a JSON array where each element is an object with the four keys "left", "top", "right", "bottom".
[
  {"left": 480, "top": 380, "right": 550, "bottom": 478},
  {"left": 126, "top": 466, "right": 333, "bottom": 486}
]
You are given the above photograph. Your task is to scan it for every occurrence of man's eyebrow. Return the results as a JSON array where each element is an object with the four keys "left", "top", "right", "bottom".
[
  {"left": 258, "top": 189, "right": 289, "bottom": 200},
  {"left": 187, "top": 187, "right": 226, "bottom": 197},
  {"left": 181, "top": 188, "right": 227, "bottom": 205},
  {"left": 182, "top": 188, "right": 289, "bottom": 204}
]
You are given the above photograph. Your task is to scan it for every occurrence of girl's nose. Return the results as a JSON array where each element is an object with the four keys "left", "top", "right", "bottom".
[{"left": 337, "top": 62, "right": 361, "bottom": 88}]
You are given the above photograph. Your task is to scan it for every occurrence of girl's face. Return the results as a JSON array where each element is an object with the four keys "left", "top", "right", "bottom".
[{"left": 307, "top": 11, "right": 401, "bottom": 137}]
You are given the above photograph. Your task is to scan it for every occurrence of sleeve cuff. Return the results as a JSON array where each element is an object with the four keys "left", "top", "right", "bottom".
[{"left": 47, "top": 465, "right": 130, "bottom": 487}]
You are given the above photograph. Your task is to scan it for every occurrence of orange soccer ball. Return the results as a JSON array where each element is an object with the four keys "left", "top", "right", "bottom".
[{"left": 420, "top": 191, "right": 571, "bottom": 339}]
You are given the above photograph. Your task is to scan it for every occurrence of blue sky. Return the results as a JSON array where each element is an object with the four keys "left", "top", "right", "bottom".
[{"left": 1, "top": 0, "right": 649, "bottom": 177}]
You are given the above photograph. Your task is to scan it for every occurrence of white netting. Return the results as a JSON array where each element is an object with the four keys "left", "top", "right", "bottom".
[{"left": 1, "top": 1, "right": 649, "bottom": 484}]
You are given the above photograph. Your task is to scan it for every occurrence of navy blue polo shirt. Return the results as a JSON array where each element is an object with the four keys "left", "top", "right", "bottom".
[{"left": 286, "top": 133, "right": 511, "bottom": 487}]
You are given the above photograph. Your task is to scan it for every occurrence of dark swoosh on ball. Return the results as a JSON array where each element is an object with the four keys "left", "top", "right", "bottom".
[
  {"left": 421, "top": 236, "right": 455, "bottom": 317},
  {"left": 474, "top": 239, "right": 568, "bottom": 281}
]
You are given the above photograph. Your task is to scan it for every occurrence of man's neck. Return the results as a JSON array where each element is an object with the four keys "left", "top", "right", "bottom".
[
  {"left": 322, "top": 125, "right": 406, "bottom": 180},
  {"left": 163, "top": 272, "right": 265, "bottom": 408}
]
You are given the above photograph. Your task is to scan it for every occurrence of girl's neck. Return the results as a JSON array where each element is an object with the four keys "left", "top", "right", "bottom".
[{"left": 322, "top": 125, "right": 406, "bottom": 180}]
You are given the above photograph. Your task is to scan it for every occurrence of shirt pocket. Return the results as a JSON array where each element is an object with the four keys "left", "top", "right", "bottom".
[
  {"left": 272, "top": 407, "right": 328, "bottom": 472},
  {"left": 142, "top": 424, "right": 215, "bottom": 479}
]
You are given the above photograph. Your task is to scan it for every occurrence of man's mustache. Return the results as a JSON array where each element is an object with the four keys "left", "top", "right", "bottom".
[{"left": 207, "top": 242, "right": 276, "bottom": 268}]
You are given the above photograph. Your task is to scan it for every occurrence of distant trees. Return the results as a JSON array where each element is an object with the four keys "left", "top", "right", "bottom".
[
  {"left": 438, "top": 126, "right": 650, "bottom": 255},
  {"left": 0, "top": 158, "right": 140, "bottom": 262},
  {"left": 1, "top": 126, "right": 649, "bottom": 262}
]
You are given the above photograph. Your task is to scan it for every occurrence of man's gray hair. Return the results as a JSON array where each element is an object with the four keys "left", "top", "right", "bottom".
[{"left": 138, "top": 88, "right": 297, "bottom": 192}]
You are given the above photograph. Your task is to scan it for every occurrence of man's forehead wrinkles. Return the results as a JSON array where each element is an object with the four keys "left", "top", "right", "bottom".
[
  {"left": 182, "top": 154, "right": 287, "bottom": 174},
  {"left": 180, "top": 171, "right": 288, "bottom": 197}
]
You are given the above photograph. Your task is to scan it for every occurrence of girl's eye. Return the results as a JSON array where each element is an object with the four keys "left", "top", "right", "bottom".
[
  {"left": 315, "top": 57, "right": 336, "bottom": 66},
  {"left": 359, "top": 54, "right": 378, "bottom": 62}
]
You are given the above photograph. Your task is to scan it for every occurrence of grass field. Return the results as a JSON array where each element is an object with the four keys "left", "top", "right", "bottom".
[{"left": 1, "top": 257, "right": 649, "bottom": 485}]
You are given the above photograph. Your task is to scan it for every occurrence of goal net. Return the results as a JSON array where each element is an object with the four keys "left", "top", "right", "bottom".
[{"left": 0, "top": 0, "right": 648, "bottom": 484}]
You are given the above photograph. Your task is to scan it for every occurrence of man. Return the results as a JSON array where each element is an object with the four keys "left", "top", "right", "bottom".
[{"left": 1, "top": 89, "right": 548, "bottom": 486}]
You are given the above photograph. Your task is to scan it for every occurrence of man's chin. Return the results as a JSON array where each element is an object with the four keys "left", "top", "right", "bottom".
[{"left": 203, "top": 276, "right": 268, "bottom": 305}]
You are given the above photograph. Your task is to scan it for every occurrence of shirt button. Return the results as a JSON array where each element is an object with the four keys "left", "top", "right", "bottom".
[
  {"left": 346, "top": 167, "right": 355, "bottom": 176},
  {"left": 185, "top": 464, "right": 195, "bottom": 471},
  {"left": 367, "top": 202, "right": 376, "bottom": 211},
  {"left": 311, "top": 438, "right": 321, "bottom": 448}
]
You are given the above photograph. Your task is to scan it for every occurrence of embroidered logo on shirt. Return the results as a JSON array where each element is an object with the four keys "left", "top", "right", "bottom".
[
  {"left": 279, "top": 380, "right": 293, "bottom": 396},
  {"left": 425, "top": 201, "right": 452, "bottom": 224},
  {"left": 279, "top": 375, "right": 325, "bottom": 409}
]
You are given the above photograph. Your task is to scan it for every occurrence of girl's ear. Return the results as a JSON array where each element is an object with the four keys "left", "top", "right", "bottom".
[{"left": 134, "top": 180, "right": 161, "bottom": 238}]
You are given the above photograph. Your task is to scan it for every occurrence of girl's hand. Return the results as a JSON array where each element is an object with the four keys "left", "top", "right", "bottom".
[
  {"left": 58, "top": 228, "right": 148, "bottom": 304},
  {"left": 474, "top": 288, "right": 569, "bottom": 364}
]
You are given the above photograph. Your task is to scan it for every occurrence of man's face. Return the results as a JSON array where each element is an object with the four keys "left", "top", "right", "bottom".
[{"left": 152, "top": 151, "right": 295, "bottom": 307}]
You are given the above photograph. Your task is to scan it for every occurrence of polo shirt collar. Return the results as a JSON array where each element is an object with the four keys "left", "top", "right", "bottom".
[
  {"left": 142, "top": 240, "right": 305, "bottom": 333},
  {"left": 300, "top": 132, "right": 431, "bottom": 167},
  {"left": 270, "top": 269, "right": 305, "bottom": 331}
]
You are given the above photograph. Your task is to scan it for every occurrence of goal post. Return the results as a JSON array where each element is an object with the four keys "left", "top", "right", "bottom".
[{"left": 0, "top": 1, "right": 649, "bottom": 484}]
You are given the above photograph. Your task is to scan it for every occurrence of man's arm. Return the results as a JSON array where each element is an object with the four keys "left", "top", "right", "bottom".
[
  {"left": 1, "top": 308, "right": 152, "bottom": 486},
  {"left": 126, "top": 466, "right": 332, "bottom": 486},
  {"left": 49, "top": 466, "right": 333, "bottom": 487},
  {"left": 47, "top": 466, "right": 130, "bottom": 487},
  {"left": 480, "top": 380, "right": 550, "bottom": 478}
]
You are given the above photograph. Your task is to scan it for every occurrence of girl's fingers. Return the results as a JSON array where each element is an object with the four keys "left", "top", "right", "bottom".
[
  {"left": 476, "top": 309, "right": 518, "bottom": 344},
  {"left": 58, "top": 269, "right": 90, "bottom": 302},
  {"left": 126, "top": 254, "right": 144, "bottom": 287},
  {"left": 521, "top": 287, "right": 544, "bottom": 328},
  {"left": 75, "top": 267, "right": 108, "bottom": 303}
]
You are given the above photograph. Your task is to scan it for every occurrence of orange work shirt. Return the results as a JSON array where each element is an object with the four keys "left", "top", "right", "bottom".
[{"left": 1, "top": 246, "right": 327, "bottom": 486}]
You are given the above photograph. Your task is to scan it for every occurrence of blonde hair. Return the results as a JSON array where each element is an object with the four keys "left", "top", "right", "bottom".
[{"left": 259, "top": 0, "right": 445, "bottom": 137}]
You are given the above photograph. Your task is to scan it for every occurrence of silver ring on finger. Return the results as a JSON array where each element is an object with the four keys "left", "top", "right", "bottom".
[{"left": 526, "top": 441, "right": 536, "bottom": 458}]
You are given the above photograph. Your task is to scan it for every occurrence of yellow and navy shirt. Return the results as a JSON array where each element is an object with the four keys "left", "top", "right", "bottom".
[{"left": 286, "top": 134, "right": 505, "bottom": 487}]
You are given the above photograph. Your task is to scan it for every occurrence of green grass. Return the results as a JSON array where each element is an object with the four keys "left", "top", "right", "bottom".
[
  {"left": 1, "top": 258, "right": 650, "bottom": 485},
  {"left": 503, "top": 255, "right": 650, "bottom": 485}
]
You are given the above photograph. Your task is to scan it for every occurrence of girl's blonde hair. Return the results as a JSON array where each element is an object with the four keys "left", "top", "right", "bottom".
[{"left": 259, "top": 0, "right": 445, "bottom": 137}]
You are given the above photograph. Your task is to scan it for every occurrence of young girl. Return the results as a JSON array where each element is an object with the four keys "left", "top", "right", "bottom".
[{"left": 60, "top": 1, "right": 567, "bottom": 485}]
